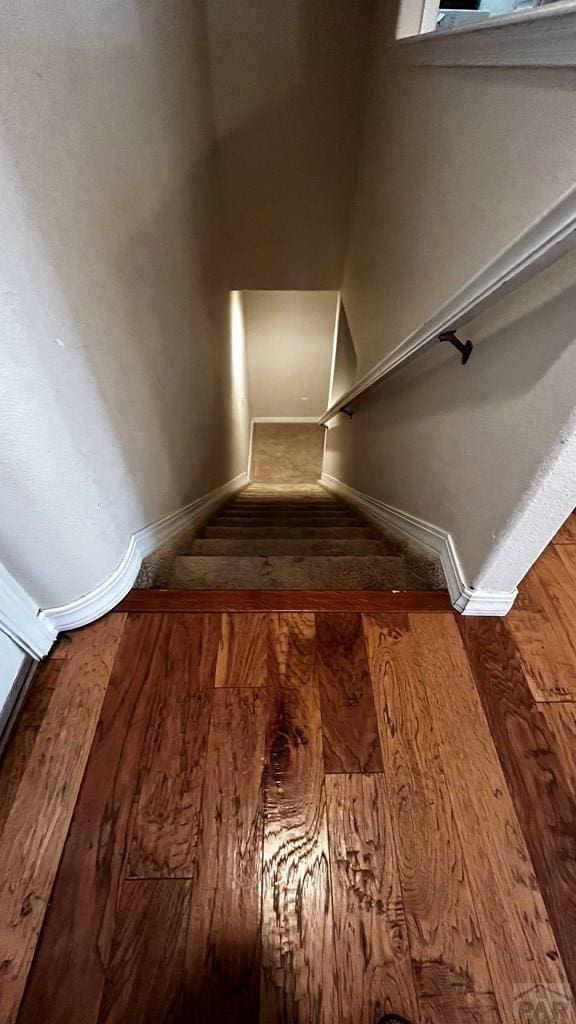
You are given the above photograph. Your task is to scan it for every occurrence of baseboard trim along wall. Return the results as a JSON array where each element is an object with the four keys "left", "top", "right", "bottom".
[
  {"left": 0, "top": 473, "right": 247, "bottom": 733},
  {"left": 321, "top": 473, "right": 518, "bottom": 615},
  {"left": 39, "top": 472, "right": 248, "bottom": 635},
  {"left": 0, "top": 564, "right": 56, "bottom": 659}
]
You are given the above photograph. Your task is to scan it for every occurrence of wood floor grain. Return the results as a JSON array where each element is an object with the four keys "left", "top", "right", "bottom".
[
  {"left": 17, "top": 614, "right": 161, "bottom": 1024},
  {"left": 544, "top": 702, "right": 576, "bottom": 794},
  {"left": 127, "top": 614, "right": 219, "bottom": 878},
  {"left": 326, "top": 773, "right": 418, "bottom": 1024},
  {"left": 261, "top": 682, "right": 339, "bottom": 1024},
  {"left": 507, "top": 545, "right": 576, "bottom": 701},
  {"left": 0, "top": 613, "right": 126, "bottom": 1024},
  {"left": 268, "top": 612, "right": 315, "bottom": 690},
  {"left": 214, "top": 613, "right": 268, "bottom": 687},
  {"left": 552, "top": 512, "right": 576, "bottom": 544},
  {"left": 97, "top": 879, "right": 191, "bottom": 1024},
  {"left": 412, "top": 613, "right": 573, "bottom": 1024},
  {"left": 458, "top": 615, "right": 576, "bottom": 997},
  {"left": 186, "top": 687, "right": 268, "bottom": 1021},
  {"left": 316, "top": 613, "right": 383, "bottom": 773},
  {"left": 0, "top": 660, "right": 59, "bottom": 836},
  {"left": 5, "top": 590, "right": 576, "bottom": 1024},
  {"left": 363, "top": 614, "right": 499, "bottom": 1024}
]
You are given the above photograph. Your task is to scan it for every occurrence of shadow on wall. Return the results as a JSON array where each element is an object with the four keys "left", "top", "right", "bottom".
[
  {"left": 341, "top": 59, "right": 576, "bottom": 377},
  {"left": 207, "top": 0, "right": 376, "bottom": 289},
  {"left": 324, "top": 253, "right": 576, "bottom": 590},
  {"left": 363, "top": 267, "right": 576, "bottom": 429},
  {"left": 1, "top": 0, "right": 251, "bottom": 589}
]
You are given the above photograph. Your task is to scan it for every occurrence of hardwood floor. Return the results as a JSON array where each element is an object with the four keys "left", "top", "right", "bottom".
[{"left": 2, "top": 537, "right": 576, "bottom": 1024}]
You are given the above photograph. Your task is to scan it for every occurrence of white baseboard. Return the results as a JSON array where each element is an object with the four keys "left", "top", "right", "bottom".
[
  {"left": 321, "top": 473, "right": 517, "bottom": 615},
  {"left": 0, "top": 564, "right": 56, "bottom": 659},
  {"left": 252, "top": 416, "right": 320, "bottom": 423},
  {"left": 39, "top": 472, "right": 248, "bottom": 635}
]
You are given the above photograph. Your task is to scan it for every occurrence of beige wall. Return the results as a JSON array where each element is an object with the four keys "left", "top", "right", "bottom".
[
  {"left": 244, "top": 291, "right": 337, "bottom": 418},
  {"left": 342, "top": 6, "right": 576, "bottom": 377},
  {"left": 325, "top": 251, "right": 576, "bottom": 591},
  {"left": 325, "top": 3, "right": 576, "bottom": 593},
  {"left": 0, "top": 0, "right": 251, "bottom": 608},
  {"left": 205, "top": 0, "right": 375, "bottom": 289}
]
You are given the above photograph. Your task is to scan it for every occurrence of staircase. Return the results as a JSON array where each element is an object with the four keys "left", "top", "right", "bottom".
[{"left": 168, "top": 484, "right": 443, "bottom": 590}]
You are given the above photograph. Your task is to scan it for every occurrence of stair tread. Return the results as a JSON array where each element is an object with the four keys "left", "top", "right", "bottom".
[
  {"left": 228, "top": 501, "right": 343, "bottom": 509},
  {"left": 211, "top": 516, "right": 356, "bottom": 524},
  {"left": 169, "top": 555, "right": 408, "bottom": 590},
  {"left": 204, "top": 525, "right": 380, "bottom": 538},
  {"left": 222, "top": 507, "right": 349, "bottom": 515},
  {"left": 189, "top": 538, "right": 392, "bottom": 556}
]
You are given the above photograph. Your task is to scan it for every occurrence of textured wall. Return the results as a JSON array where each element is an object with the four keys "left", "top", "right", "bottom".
[
  {"left": 205, "top": 0, "right": 375, "bottom": 288},
  {"left": 342, "top": 6, "right": 576, "bottom": 377},
  {"left": 244, "top": 291, "right": 337, "bottom": 418},
  {"left": 325, "top": 252, "right": 576, "bottom": 591},
  {"left": 0, "top": 0, "right": 251, "bottom": 608},
  {"left": 324, "top": 2, "right": 576, "bottom": 592}
]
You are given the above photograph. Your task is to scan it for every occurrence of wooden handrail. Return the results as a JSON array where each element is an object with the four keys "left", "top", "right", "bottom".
[{"left": 320, "top": 184, "right": 576, "bottom": 425}]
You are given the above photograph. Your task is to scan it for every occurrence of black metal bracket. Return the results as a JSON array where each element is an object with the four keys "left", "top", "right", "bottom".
[
  {"left": 341, "top": 406, "right": 354, "bottom": 418},
  {"left": 438, "top": 330, "right": 473, "bottom": 365}
]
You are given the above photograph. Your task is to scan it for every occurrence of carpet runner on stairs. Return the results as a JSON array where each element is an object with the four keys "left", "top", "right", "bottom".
[{"left": 166, "top": 484, "right": 444, "bottom": 590}]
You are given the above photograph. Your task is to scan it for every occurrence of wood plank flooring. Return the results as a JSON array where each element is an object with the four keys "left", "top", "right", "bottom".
[
  {"left": 2, "top": 536, "right": 576, "bottom": 1023},
  {"left": 0, "top": 614, "right": 126, "bottom": 1024}
]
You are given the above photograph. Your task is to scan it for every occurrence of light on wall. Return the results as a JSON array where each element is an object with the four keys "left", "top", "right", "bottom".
[{"left": 229, "top": 290, "right": 250, "bottom": 462}]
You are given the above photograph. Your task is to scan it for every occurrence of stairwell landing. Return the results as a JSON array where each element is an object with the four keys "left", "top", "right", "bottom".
[
  {"left": 169, "top": 483, "right": 411, "bottom": 589},
  {"left": 139, "top": 424, "right": 445, "bottom": 591}
]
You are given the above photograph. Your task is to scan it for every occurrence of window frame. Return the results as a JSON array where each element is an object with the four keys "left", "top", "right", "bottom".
[{"left": 392, "top": 0, "right": 576, "bottom": 65}]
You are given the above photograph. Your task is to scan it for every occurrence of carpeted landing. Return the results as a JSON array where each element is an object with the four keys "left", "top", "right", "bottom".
[{"left": 167, "top": 484, "right": 445, "bottom": 590}]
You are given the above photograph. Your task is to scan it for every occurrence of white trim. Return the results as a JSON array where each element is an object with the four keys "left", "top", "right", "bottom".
[
  {"left": 40, "top": 538, "right": 143, "bottom": 634},
  {"left": 0, "top": 564, "right": 56, "bottom": 659},
  {"left": 392, "top": 3, "right": 576, "bottom": 66},
  {"left": 252, "top": 416, "right": 320, "bottom": 423},
  {"left": 420, "top": 0, "right": 440, "bottom": 34},
  {"left": 321, "top": 473, "right": 517, "bottom": 615},
  {"left": 320, "top": 184, "right": 576, "bottom": 424},
  {"left": 396, "top": 0, "right": 438, "bottom": 38},
  {"left": 39, "top": 472, "right": 247, "bottom": 633}
]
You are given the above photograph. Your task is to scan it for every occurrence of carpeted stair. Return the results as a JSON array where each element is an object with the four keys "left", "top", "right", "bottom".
[{"left": 168, "top": 484, "right": 444, "bottom": 590}]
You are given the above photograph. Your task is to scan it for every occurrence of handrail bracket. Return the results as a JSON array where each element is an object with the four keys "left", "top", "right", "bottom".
[{"left": 438, "top": 330, "right": 473, "bottom": 365}]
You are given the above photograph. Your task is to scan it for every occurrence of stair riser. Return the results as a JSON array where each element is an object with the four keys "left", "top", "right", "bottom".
[
  {"left": 228, "top": 501, "right": 340, "bottom": 508},
  {"left": 203, "top": 526, "right": 380, "bottom": 539},
  {"left": 170, "top": 555, "right": 407, "bottom": 590},
  {"left": 189, "top": 539, "right": 389, "bottom": 556},
  {"left": 213, "top": 517, "right": 359, "bottom": 528},
  {"left": 221, "top": 509, "right": 352, "bottom": 518}
]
